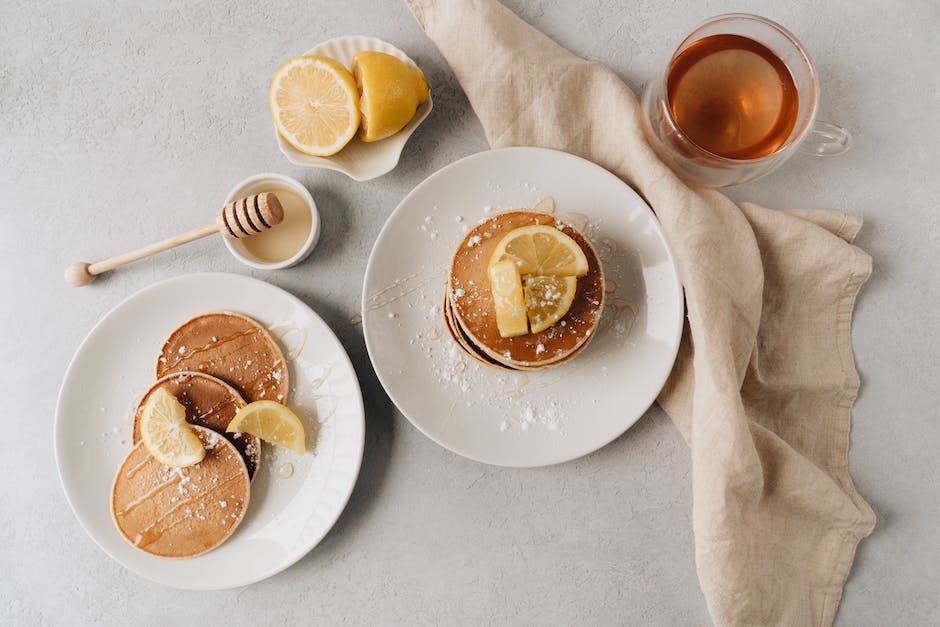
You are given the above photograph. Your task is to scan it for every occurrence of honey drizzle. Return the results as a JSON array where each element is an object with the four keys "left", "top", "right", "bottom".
[
  {"left": 128, "top": 472, "right": 246, "bottom": 549},
  {"left": 124, "top": 455, "right": 153, "bottom": 480},
  {"left": 160, "top": 328, "right": 262, "bottom": 372},
  {"left": 367, "top": 273, "right": 442, "bottom": 311},
  {"left": 193, "top": 397, "right": 237, "bottom": 425},
  {"left": 117, "top": 470, "right": 182, "bottom": 516},
  {"left": 237, "top": 359, "right": 288, "bottom": 398},
  {"left": 269, "top": 324, "right": 306, "bottom": 360},
  {"left": 161, "top": 329, "right": 288, "bottom": 401}
]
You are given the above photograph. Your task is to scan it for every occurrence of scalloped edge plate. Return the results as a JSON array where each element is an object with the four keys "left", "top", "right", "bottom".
[{"left": 274, "top": 35, "right": 433, "bottom": 181}]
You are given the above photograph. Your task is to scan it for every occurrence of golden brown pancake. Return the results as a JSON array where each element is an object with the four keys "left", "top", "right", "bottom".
[
  {"left": 156, "top": 312, "right": 289, "bottom": 404},
  {"left": 133, "top": 372, "right": 261, "bottom": 480},
  {"left": 447, "top": 211, "right": 604, "bottom": 369},
  {"left": 111, "top": 426, "right": 250, "bottom": 559}
]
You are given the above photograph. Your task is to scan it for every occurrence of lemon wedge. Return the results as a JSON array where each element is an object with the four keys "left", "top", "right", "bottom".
[
  {"left": 488, "top": 260, "right": 529, "bottom": 338},
  {"left": 490, "top": 225, "right": 589, "bottom": 278},
  {"left": 139, "top": 388, "right": 206, "bottom": 468},
  {"left": 226, "top": 401, "right": 305, "bottom": 454},
  {"left": 352, "top": 51, "right": 429, "bottom": 142},
  {"left": 270, "top": 55, "right": 360, "bottom": 156},
  {"left": 524, "top": 275, "right": 578, "bottom": 334}
]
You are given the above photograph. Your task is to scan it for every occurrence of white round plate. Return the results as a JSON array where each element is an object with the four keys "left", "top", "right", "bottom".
[
  {"left": 362, "top": 147, "right": 684, "bottom": 467},
  {"left": 55, "top": 273, "right": 364, "bottom": 589},
  {"left": 275, "top": 35, "right": 433, "bottom": 181}
]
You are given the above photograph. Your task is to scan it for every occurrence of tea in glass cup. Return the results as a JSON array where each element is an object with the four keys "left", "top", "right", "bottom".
[{"left": 640, "top": 14, "right": 850, "bottom": 187}]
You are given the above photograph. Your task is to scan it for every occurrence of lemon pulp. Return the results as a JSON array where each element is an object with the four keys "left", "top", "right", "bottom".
[
  {"left": 227, "top": 401, "right": 306, "bottom": 454},
  {"left": 489, "top": 225, "right": 589, "bottom": 277},
  {"left": 139, "top": 388, "right": 206, "bottom": 468},
  {"left": 270, "top": 55, "right": 360, "bottom": 156}
]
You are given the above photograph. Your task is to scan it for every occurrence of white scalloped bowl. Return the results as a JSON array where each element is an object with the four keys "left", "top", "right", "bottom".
[{"left": 273, "top": 36, "right": 433, "bottom": 181}]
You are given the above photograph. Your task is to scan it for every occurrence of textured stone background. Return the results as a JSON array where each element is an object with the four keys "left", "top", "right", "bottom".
[{"left": 2, "top": 0, "right": 937, "bottom": 625}]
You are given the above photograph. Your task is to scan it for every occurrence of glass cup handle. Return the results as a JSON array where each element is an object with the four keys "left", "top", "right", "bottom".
[{"left": 799, "top": 120, "right": 852, "bottom": 156}]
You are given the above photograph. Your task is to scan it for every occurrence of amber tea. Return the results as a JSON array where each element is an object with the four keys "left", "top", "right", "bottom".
[
  {"left": 642, "top": 14, "right": 850, "bottom": 186},
  {"left": 666, "top": 33, "right": 799, "bottom": 160}
]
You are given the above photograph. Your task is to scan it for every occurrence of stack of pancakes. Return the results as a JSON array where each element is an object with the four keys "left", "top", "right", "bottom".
[
  {"left": 445, "top": 210, "right": 604, "bottom": 370},
  {"left": 110, "top": 312, "right": 289, "bottom": 558}
]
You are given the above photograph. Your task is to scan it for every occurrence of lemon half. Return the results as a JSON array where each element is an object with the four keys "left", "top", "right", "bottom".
[
  {"left": 352, "top": 51, "right": 429, "bottom": 143},
  {"left": 270, "top": 55, "right": 360, "bottom": 156}
]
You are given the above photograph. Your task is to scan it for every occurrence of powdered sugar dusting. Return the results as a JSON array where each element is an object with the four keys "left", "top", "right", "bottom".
[{"left": 397, "top": 269, "right": 574, "bottom": 437}]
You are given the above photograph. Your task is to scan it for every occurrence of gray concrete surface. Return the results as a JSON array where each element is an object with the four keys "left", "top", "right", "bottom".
[{"left": 2, "top": 0, "right": 937, "bottom": 625}]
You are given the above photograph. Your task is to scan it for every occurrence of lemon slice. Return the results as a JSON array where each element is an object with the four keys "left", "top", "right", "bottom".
[
  {"left": 352, "top": 51, "right": 429, "bottom": 142},
  {"left": 139, "top": 388, "right": 206, "bottom": 468},
  {"left": 488, "top": 260, "right": 529, "bottom": 338},
  {"left": 490, "top": 225, "right": 589, "bottom": 277},
  {"left": 226, "top": 401, "right": 305, "bottom": 454},
  {"left": 270, "top": 56, "right": 360, "bottom": 156},
  {"left": 524, "top": 275, "right": 578, "bottom": 334}
]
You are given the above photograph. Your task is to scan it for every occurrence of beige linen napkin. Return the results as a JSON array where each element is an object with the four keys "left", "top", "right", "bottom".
[{"left": 405, "top": 1, "right": 876, "bottom": 624}]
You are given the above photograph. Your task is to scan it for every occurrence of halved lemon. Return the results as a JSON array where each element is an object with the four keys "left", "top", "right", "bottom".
[
  {"left": 139, "top": 388, "right": 206, "bottom": 468},
  {"left": 352, "top": 51, "right": 429, "bottom": 142},
  {"left": 524, "top": 275, "right": 578, "bottom": 333},
  {"left": 270, "top": 55, "right": 360, "bottom": 156},
  {"left": 488, "top": 260, "right": 528, "bottom": 338},
  {"left": 490, "top": 225, "right": 589, "bottom": 277},
  {"left": 226, "top": 401, "right": 305, "bottom": 454}
]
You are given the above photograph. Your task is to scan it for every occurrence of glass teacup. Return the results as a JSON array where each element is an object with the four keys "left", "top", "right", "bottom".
[{"left": 640, "top": 13, "right": 850, "bottom": 188}]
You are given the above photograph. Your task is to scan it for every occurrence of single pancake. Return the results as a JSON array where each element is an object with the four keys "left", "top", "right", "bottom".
[
  {"left": 156, "top": 312, "right": 289, "bottom": 404},
  {"left": 111, "top": 426, "right": 250, "bottom": 559},
  {"left": 133, "top": 372, "right": 261, "bottom": 480},
  {"left": 447, "top": 211, "right": 604, "bottom": 369}
]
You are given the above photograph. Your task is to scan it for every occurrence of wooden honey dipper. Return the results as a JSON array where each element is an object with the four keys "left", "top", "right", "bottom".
[{"left": 65, "top": 192, "right": 284, "bottom": 287}]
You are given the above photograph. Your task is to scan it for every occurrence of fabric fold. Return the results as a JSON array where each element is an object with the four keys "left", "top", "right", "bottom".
[{"left": 405, "top": 0, "right": 875, "bottom": 624}]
